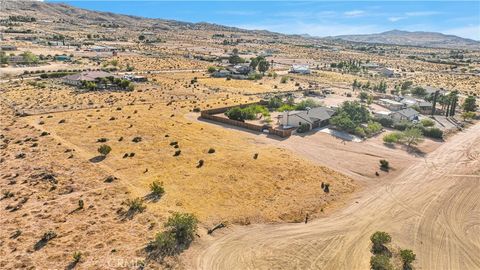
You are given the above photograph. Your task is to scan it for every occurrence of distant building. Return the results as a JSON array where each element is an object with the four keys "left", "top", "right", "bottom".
[
  {"left": 212, "top": 69, "right": 230, "bottom": 78},
  {"left": 89, "top": 45, "right": 117, "bottom": 52},
  {"left": 54, "top": 55, "right": 71, "bottom": 62},
  {"left": 378, "top": 67, "right": 394, "bottom": 78},
  {"left": 378, "top": 98, "right": 404, "bottom": 111},
  {"left": 361, "top": 62, "right": 379, "bottom": 69},
  {"left": 62, "top": 71, "right": 119, "bottom": 87},
  {"left": 123, "top": 74, "right": 147, "bottom": 82},
  {"left": 0, "top": 45, "right": 17, "bottom": 51},
  {"left": 289, "top": 64, "right": 311, "bottom": 74}
]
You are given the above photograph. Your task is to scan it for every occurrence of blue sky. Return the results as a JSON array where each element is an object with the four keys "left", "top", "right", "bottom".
[{"left": 46, "top": 1, "right": 480, "bottom": 40}]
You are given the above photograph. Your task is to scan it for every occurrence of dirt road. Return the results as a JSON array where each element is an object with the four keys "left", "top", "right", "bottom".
[{"left": 191, "top": 123, "right": 480, "bottom": 269}]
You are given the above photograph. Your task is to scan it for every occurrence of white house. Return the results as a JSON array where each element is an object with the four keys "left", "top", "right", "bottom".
[
  {"left": 391, "top": 108, "right": 419, "bottom": 122},
  {"left": 289, "top": 64, "right": 311, "bottom": 74},
  {"left": 378, "top": 99, "right": 404, "bottom": 111}
]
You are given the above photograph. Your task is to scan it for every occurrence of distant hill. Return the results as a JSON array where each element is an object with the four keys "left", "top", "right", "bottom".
[
  {"left": 330, "top": 30, "right": 480, "bottom": 49},
  {"left": 2, "top": 1, "right": 478, "bottom": 50}
]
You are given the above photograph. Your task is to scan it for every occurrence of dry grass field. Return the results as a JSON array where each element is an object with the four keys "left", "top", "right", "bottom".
[{"left": 1, "top": 1, "right": 479, "bottom": 269}]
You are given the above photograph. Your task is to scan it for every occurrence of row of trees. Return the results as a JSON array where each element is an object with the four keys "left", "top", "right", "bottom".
[{"left": 352, "top": 79, "right": 387, "bottom": 93}]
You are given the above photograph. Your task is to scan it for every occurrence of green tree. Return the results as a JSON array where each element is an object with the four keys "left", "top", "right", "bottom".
[
  {"left": 370, "top": 231, "right": 391, "bottom": 254},
  {"left": 228, "top": 55, "right": 244, "bottom": 65},
  {"left": 401, "top": 128, "right": 424, "bottom": 147},
  {"left": 330, "top": 112, "right": 356, "bottom": 132},
  {"left": 249, "top": 57, "right": 259, "bottom": 70},
  {"left": 207, "top": 66, "right": 216, "bottom": 73},
  {"left": 461, "top": 111, "right": 476, "bottom": 121},
  {"left": 462, "top": 96, "right": 477, "bottom": 112},
  {"left": 21, "top": 51, "right": 39, "bottom": 64},
  {"left": 400, "top": 249, "right": 416, "bottom": 270},
  {"left": 257, "top": 59, "right": 270, "bottom": 74},
  {"left": 138, "top": 35, "right": 145, "bottom": 41},
  {"left": 370, "top": 254, "right": 393, "bottom": 270},
  {"left": 359, "top": 92, "right": 369, "bottom": 102},
  {"left": 411, "top": 86, "right": 427, "bottom": 97}
]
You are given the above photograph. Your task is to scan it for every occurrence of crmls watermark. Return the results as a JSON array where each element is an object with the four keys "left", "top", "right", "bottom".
[{"left": 106, "top": 257, "right": 145, "bottom": 268}]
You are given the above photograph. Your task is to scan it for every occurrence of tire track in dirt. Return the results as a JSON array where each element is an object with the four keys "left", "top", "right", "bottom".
[{"left": 191, "top": 123, "right": 480, "bottom": 270}]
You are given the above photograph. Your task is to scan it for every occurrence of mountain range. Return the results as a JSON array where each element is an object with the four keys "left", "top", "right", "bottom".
[{"left": 2, "top": 1, "right": 479, "bottom": 50}]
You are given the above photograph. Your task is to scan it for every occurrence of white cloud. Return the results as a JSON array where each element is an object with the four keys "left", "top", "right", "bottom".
[
  {"left": 236, "top": 21, "right": 380, "bottom": 37},
  {"left": 405, "top": 11, "right": 441, "bottom": 17},
  {"left": 344, "top": 10, "right": 365, "bottom": 17},
  {"left": 388, "top": 17, "right": 406, "bottom": 22}
]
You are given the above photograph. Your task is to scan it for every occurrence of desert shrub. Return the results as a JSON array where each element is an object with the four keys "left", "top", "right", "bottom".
[
  {"left": 277, "top": 104, "right": 295, "bottom": 112},
  {"left": 296, "top": 123, "right": 310, "bottom": 133},
  {"left": 267, "top": 97, "right": 283, "bottom": 109},
  {"left": 34, "top": 231, "right": 57, "bottom": 250},
  {"left": 149, "top": 181, "right": 165, "bottom": 198},
  {"left": 393, "top": 121, "right": 413, "bottom": 131},
  {"left": 72, "top": 251, "right": 82, "bottom": 263},
  {"left": 208, "top": 148, "right": 215, "bottom": 154},
  {"left": 97, "top": 138, "right": 108, "bottom": 143},
  {"left": 370, "top": 254, "right": 393, "bottom": 270},
  {"left": 97, "top": 145, "right": 111, "bottom": 156},
  {"left": 132, "top": 136, "right": 142, "bottom": 143},
  {"left": 323, "top": 183, "right": 330, "bottom": 193},
  {"left": 379, "top": 159, "right": 389, "bottom": 171},
  {"left": 280, "top": 76, "right": 288, "bottom": 83},
  {"left": 295, "top": 98, "right": 321, "bottom": 110},
  {"left": 375, "top": 117, "right": 393, "bottom": 128},
  {"left": 422, "top": 127, "right": 443, "bottom": 139},
  {"left": 354, "top": 126, "right": 366, "bottom": 137},
  {"left": 364, "top": 121, "right": 382, "bottom": 136},
  {"left": 383, "top": 132, "right": 403, "bottom": 143},
  {"left": 207, "top": 66, "right": 216, "bottom": 73},
  {"left": 197, "top": 159, "right": 204, "bottom": 168},
  {"left": 420, "top": 118, "right": 435, "bottom": 127},
  {"left": 165, "top": 212, "right": 198, "bottom": 246},
  {"left": 125, "top": 197, "right": 146, "bottom": 213},
  {"left": 152, "top": 231, "right": 177, "bottom": 256},
  {"left": 174, "top": 150, "right": 181, "bottom": 156}
]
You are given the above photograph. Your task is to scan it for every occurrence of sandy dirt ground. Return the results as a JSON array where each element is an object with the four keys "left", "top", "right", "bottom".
[{"left": 185, "top": 122, "right": 480, "bottom": 270}]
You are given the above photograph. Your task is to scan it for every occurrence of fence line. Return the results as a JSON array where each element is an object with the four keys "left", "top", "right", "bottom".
[{"left": 200, "top": 102, "right": 293, "bottom": 138}]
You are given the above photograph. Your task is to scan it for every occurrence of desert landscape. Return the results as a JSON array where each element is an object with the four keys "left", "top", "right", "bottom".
[{"left": 1, "top": 1, "right": 479, "bottom": 270}]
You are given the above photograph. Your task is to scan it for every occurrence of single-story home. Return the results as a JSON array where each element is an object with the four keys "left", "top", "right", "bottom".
[
  {"left": 54, "top": 55, "right": 71, "bottom": 61},
  {"left": 391, "top": 108, "right": 419, "bottom": 122},
  {"left": 378, "top": 98, "right": 404, "bottom": 111},
  {"left": 62, "top": 71, "right": 119, "bottom": 87},
  {"left": 212, "top": 69, "right": 231, "bottom": 78},
  {"left": 377, "top": 68, "right": 394, "bottom": 78},
  {"left": 289, "top": 64, "right": 311, "bottom": 74},
  {"left": 123, "top": 74, "right": 147, "bottom": 82},
  {"left": 280, "top": 107, "right": 335, "bottom": 129},
  {"left": 89, "top": 45, "right": 117, "bottom": 52}
]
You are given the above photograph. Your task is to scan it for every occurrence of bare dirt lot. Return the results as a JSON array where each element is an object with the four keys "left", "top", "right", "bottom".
[{"left": 186, "top": 122, "right": 480, "bottom": 270}]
